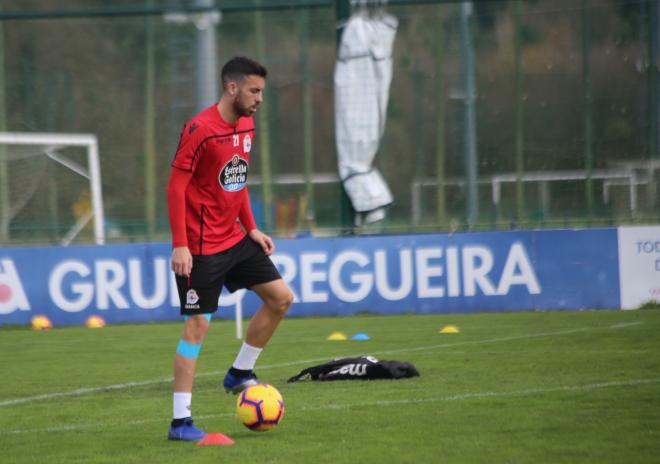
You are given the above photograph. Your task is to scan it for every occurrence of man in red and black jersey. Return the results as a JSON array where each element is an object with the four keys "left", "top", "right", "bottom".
[{"left": 166, "top": 57, "right": 293, "bottom": 441}]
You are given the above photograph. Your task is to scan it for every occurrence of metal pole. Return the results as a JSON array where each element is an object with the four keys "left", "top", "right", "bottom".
[
  {"left": 336, "top": 0, "right": 354, "bottom": 232},
  {"left": 88, "top": 138, "right": 106, "bottom": 245},
  {"left": 414, "top": 66, "right": 425, "bottom": 221},
  {"left": 435, "top": 4, "right": 446, "bottom": 227},
  {"left": 0, "top": 1, "right": 335, "bottom": 20},
  {"left": 255, "top": 2, "right": 274, "bottom": 232},
  {"left": 651, "top": 0, "right": 659, "bottom": 162},
  {"left": 194, "top": 0, "right": 218, "bottom": 112},
  {"left": 582, "top": 0, "right": 594, "bottom": 218},
  {"left": 0, "top": 15, "right": 7, "bottom": 242},
  {"left": 300, "top": 9, "right": 316, "bottom": 226},
  {"left": 645, "top": 0, "right": 659, "bottom": 209},
  {"left": 460, "top": 1, "right": 479, "bottom": 227},
  {"left": 514, "top": 0, "right": 525, "bottom": 222},
  {"left": 144, "top": 1, "right": 157, "bottom": 238},
  {"left": 45, "top": 74, "right": 61, "bottom": 240}
]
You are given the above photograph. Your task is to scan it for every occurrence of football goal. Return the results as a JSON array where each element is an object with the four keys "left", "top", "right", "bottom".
[{"left": 0, "top": 132, "right": 105, "bottom": 245}]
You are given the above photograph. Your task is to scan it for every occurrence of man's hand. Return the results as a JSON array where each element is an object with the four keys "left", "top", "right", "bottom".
[
  {"left": 248, "top": 228, "right": 275, "bottom": 256},
  {"left": 171, "top": 246, "right": 193, "bottom": 276}
]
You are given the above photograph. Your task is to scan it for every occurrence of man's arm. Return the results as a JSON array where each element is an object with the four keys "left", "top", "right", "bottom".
[
  {"left": 238, "top": 188, "right": 257, "bottom": 233},
  {"left": 239, "top": 189, "right": 275, "bottom": 256},
  {"left": 167, "top": 167, "right": 194, "bottom": 276}
]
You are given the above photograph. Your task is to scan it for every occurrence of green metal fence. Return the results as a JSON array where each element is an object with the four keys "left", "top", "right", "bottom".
[{"left": 0, "top": 0, "right": 657, "bottom": 245}]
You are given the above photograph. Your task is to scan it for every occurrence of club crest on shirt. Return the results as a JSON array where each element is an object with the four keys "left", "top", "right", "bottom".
[
  {"left": 219, "top": 154, "right": 248, "bottom": 192},
  {"left": 243, "top": 134, "right": 252, "bottom": 153}
]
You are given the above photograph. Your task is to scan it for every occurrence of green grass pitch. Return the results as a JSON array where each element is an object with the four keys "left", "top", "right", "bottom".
[{"left": 1, "top": 309, "right": 659, "bottom": 463}]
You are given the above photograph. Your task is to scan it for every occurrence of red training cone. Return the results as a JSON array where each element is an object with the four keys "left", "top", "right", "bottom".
[{"left": 197, "top": 433, "right": 235, "bottom": 446}]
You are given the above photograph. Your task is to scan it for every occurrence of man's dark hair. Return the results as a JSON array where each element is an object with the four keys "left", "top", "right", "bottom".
[{"left": 221, "top": 56, "right": 268, "bottom": 89}]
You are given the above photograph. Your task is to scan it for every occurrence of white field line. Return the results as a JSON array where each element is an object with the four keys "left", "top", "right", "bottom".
[
  {"left": 0, "top": 321, "right": 644, "bottom": 409},
  {"left": 1, "top": 377, "right": 658, "bottom": 436}
]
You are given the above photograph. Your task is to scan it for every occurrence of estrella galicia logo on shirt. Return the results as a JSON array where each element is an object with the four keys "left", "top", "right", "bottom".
[{"left": 219, "top": 154, "right": 248, "bottom": 192}]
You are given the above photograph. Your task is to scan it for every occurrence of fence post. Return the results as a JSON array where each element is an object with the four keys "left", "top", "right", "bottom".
[
  {"left": 460, "top": 1, "right": 479, "bottom": 228},
  {"left": 582, "top": 0, "right": 594, "bottom": 219},
  {"left": 335, "top": 0, "right": 354, "bottom": 233}
]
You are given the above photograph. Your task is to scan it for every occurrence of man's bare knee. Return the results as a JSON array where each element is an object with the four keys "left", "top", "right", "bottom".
[
  {"left": 266, "top": 290, "right": 293, "bottom": 317},
  {"left": 182, "top": 316, "right": 210, "bottom": 344}
]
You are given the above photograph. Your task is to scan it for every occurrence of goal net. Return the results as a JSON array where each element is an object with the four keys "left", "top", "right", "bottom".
[{"left": 0, "top": 132, "right": 105, "bottom": 245}]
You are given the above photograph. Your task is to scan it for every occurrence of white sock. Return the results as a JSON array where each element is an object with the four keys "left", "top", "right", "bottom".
[
  {"left": 232, "top": 342, "right": 263, "bottom": 371},
  {"left": 173, "top": 392, "right": 192, "bottom": 419}
]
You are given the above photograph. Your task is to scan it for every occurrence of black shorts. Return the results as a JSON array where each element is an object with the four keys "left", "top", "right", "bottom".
[{"left": 175, "top": 235, "right": 282, "bottom": 315}]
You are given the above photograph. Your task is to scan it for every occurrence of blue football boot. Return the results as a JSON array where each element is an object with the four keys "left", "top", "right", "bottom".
[
  {"left": 167, "top": 417, "right": 207, "bottom": 441},
  {"left": 223, "top": 369, "right": 259, "bottom": 394}
]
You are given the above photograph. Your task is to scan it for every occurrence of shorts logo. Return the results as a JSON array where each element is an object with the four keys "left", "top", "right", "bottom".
[
  {"left": 243, "top": 134, "right": 252, "bottom": 153},
  {"left": 219, "top": 154, "right": 248, "bottom": 192},
  {"left": 185, "top": 289, "right": 200, "bottom": 309}
]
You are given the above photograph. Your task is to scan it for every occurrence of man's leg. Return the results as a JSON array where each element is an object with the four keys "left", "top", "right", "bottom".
[
  {"left": 174, "top": 314, "right": 211, "bottom": 391},
  {"left": 169, "top": 314, "right": 211, "bottom": 441},
  {"left": 246, "top": 279, "right": 293, "bottom": 347},
  {"left": 223, "top": 279, "right": 293, "bottom": 393}
]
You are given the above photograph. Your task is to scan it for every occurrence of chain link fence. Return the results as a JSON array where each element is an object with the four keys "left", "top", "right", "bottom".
[{"left": 0, "top": 0, "right": 657, "bottom": 245}]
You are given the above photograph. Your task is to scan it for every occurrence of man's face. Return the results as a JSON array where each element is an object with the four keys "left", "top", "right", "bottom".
[{"left": 232, "top": 74, "right": 265, "bottom": 117}]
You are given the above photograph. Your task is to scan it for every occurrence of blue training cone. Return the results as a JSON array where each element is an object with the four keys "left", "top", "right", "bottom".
[{"left": 351, "top": 332, "right": 370, "bottom": 341}]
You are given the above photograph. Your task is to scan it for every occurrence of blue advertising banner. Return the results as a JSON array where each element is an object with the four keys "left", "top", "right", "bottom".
[{"left": 0, "top": 228, "right": 620, "bottom": 326}]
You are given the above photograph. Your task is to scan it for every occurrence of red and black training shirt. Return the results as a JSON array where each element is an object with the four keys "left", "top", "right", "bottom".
[{"left": 167, "top": 104, "right": 257, "bottom": 255}]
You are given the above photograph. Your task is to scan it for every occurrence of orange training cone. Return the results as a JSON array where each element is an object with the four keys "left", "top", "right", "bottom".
[
  {"left": 31, "top": 315, "right": 52, "bottom": 330},
  {"left": 85, "top": 315, "right": 106, "bottom": 328}
]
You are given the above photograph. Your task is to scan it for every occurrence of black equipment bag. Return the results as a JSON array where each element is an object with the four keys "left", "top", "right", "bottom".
[{"left": 287, "top": 356, "right": 419, "bottom": 382}]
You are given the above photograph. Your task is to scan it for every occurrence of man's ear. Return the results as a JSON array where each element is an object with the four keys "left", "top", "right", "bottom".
[{"left": 227, "top": 81, "right": 238, "bottom": 97}]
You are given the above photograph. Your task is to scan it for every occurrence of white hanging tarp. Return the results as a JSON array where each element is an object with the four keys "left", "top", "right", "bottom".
[{"left": 334, "top": 10, "right": 397, "bottom": 223}]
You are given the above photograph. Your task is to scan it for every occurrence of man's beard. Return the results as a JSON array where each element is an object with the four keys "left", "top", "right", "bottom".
[{"left": 233, "top": 96, "right": 254, "bottom": 117}]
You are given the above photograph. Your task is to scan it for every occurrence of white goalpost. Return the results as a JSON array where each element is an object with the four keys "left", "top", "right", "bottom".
[{"left": 0, "top": 132, "right": 105, "bottom": 245}]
